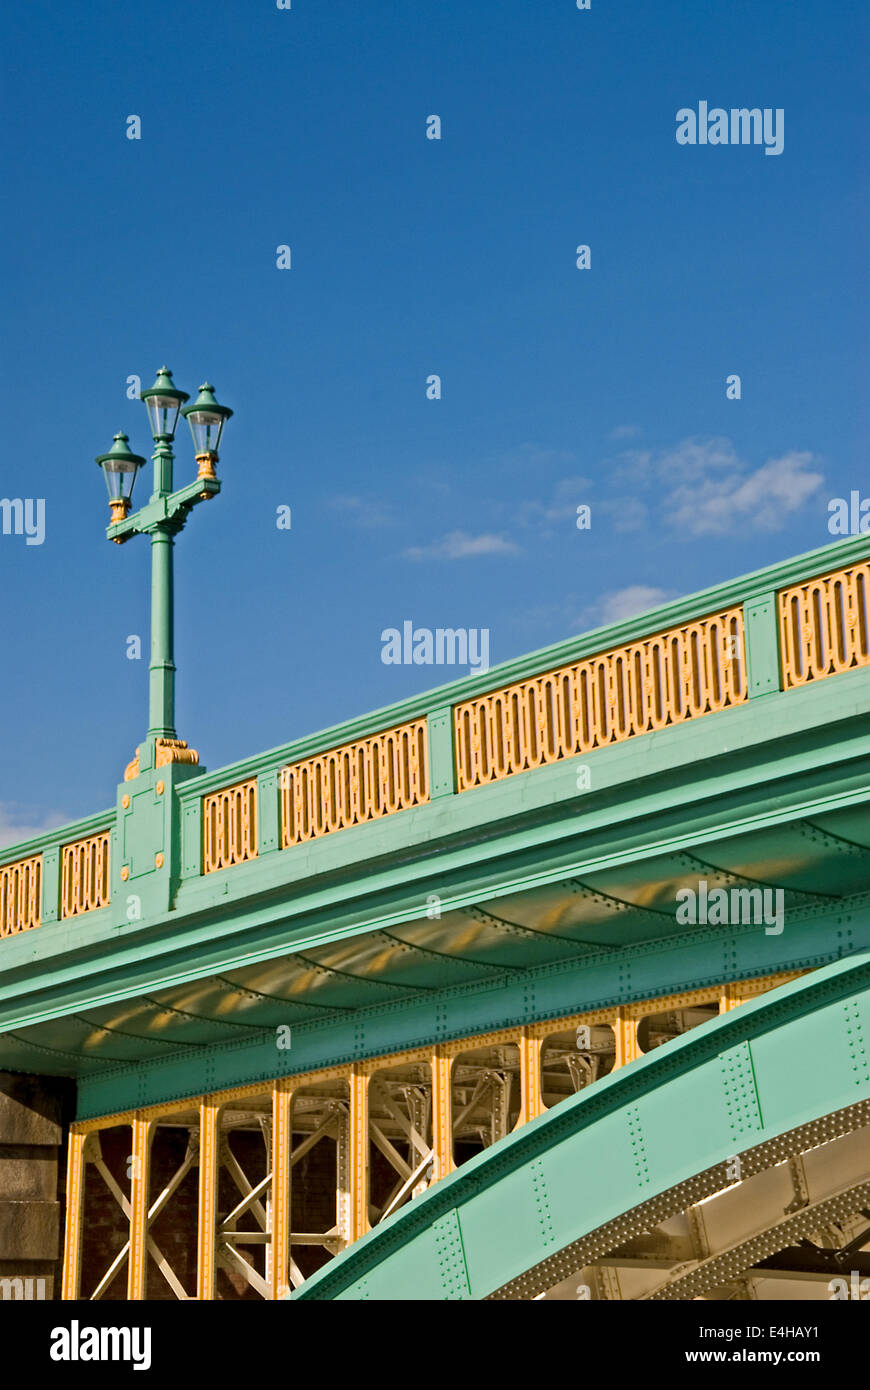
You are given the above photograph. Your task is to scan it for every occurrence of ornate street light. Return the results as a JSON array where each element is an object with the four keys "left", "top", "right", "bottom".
[
  {"left": 95, "top": 433, "right": 146, "bottom": 524},
  {"left": 182, "top": 382, "right": 233, "bottom": 481},
  {"left": 140, "top": 366, "right": 189, "bottom": 441},
  {"left": 96, "top": 367, "right": 232, "bottom": 781}
]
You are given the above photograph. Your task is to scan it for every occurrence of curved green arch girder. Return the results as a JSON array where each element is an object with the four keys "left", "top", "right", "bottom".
[{"left": 292, "top": 951, "right": 870, "bottom": 1300}]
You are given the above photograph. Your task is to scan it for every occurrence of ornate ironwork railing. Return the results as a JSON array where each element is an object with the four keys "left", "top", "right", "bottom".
[
  {"left": 778, "top": 561, "right": 870, "bottom": 689},
  {"left": 454, "top": 608, "right": 747, "bottom": 790},
  {"left": 61, "top": 831, "right": 111, "bottom": 919},
  {"left": 203, "top": 779, "right": 258, "bottom": 874},
  {"left": 0, "top": 854, "right": 42, "bottom": 937},
  {"left": 281, "top": 719, "right": 429, "bottom": 847}
]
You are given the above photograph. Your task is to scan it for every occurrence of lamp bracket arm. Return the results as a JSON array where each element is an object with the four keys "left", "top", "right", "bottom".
[{"left": 106, "top": 477, "right": 221, "bottom": 543}]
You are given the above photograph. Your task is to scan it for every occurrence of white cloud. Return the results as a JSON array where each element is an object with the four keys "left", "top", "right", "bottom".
[
  {"left": 576, "top": 586, "right": 676, "bottom": 630},
  {"left": 599, "top": 495, "right": 650, "bottom": 533},
  {"left": 608, "top": 424, "right": 642, "bottom": 441},
  {"left": 664, "top": 445, "right": 824, "bottom": 535},
  {"left": 606, "top": 437, "right": 824, "bottom": 536},
  {"left": 329, "top": 494, "right": 395, "bottom": 528},
  {"left": 0, "top": 803, "right": 67, "bottom": 850},
  {"left": 513, "top": 476, "right": 594, "bottom": 529},
  {"left": 403, "top": 530, "right": 520, "bottom": 561},
  {"left": 593, "top": 585, "right": 675, "bottom": 626}
]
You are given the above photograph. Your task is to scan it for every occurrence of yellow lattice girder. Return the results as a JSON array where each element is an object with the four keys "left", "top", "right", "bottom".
[
  {"left": 196, "top": 1099, "right": 220, "bottom": 1300},
  {"left": 271, "top": 1080, "right": 293, "bottom": 1301},
  {"left": 349, "top": 1067, "right": 370, "bottom": 1242},
  {"left": 61, "top": 1129, "right": 86, "bottom": 1300},
  {"left": 127, "top": 1115, "right": 154, "bottom": 1300}
]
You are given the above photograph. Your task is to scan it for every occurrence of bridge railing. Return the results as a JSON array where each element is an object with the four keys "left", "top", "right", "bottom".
[
  {"left": 2, "top": 537, "right": 870, "bottom": 930},
  {"left": 778, "top": 558, "right": 870, "bottom": 688},
  {"left": 188, "top": 538, "right": 870, "bottom": 878},
  {"left": 0, "top": 812, "right": 115, "bottom": 939}
]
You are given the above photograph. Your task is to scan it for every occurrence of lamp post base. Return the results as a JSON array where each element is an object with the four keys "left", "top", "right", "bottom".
[{"left": 124, "top": 737, "right": 199, "bottom": 782}]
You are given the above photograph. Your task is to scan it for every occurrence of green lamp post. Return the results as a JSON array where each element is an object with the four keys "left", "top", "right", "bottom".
[{"left": 96, "top": 367, "right": 232, "bottom": 781}]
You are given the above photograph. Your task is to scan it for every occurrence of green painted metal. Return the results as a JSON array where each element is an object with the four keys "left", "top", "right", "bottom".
[
  {"left": 139, "top": 366, "right": 189, "bottom": 434},
  {"left": 426, "top": 706, "right": 455, "bottom": 798},
  {"left": 1, "top": 533, "right": 870, "bottom": 1120},
  {"left": 291, "top": 950, "right": 870, "bottom": 1300},
  {"left": 0, "top": 665, "right": 869, "bottom": 1112},
  {"left": 743, "top": 590, "right": 780, "bottom": 698},
  {"left": 102, "top": 371, "right": 224, "bottom": 764}
]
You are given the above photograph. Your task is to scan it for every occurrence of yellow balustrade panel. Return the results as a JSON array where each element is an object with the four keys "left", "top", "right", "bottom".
[
  {"left": 454, "top": 608, "right": 746, "bottom": 789},
  {"left": 281, "top": 719, "right": 429, "bottom": 848},
  {"left": 61, "top": 832, "right": 110, "bottom": 919},
  {"left": 203, "top": 778, "right": 258, "bottom": 874},
  {"left": 779, "top": 561, "right": 870, "bottom": 689},
  {"left": 0, "top": 854, "right": 42, "bottom": 937}
]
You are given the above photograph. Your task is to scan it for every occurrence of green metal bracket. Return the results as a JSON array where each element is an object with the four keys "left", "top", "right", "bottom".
[
  {"left": 40, "top": 845, "right": 60, "bottom": 926},
  {"left": 257, "top": 771, "right": 280, "bottom": 855},
  {"left": 113, "top": 762, "right": 204, "bottom": 924},
  {"left": 427, "top": 707, "right": 455, "bottom": 799},
  {"left": 106, "top": 476, "right": 221, "bottom": 543},
  {"left": 181, "top": 795, "right": 204, "bottom": 881},
  {"left": 743, "top": 590, "right": 781, "bottom": 698}
]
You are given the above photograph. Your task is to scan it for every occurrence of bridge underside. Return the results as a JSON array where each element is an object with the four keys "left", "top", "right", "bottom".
[
  {"left": 290, "top": 952, "right": 870, "bottom": 1301},
  {"left": 3, "top": 798, "right": 870, "bottom": 1106},
  {"left": 1, "top": 543, "right": 869, "bottom": 1299}
]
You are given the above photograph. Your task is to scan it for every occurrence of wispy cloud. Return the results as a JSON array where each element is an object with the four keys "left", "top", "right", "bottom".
[
  {"left": 403, "top": 530, "right": 520, "bottom": 561},
  {"left": 0, "top": 803, "right": 67, "bottom": 850},
  {"left": 607, "top": 437, "right": 823, "bottom": 536},
  {"left": 329, "top": 494, "right": 396, "bottom": 528},
  {"left": 608, "top": 424, "right": 642, "bottom": 441},
  {"left": 581, "top": 585, "right": 676, "bottom": 629},
  {"left": 513, "top": 476, "right": 594, "bottom": 530},
  {"left": 665, "top": 448, "right": 823, "bottom": 535}
]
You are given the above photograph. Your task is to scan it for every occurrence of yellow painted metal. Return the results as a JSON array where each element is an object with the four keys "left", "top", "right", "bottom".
[
  {"left": 349, "top": 1068, "right": 370, "bottom": 1242},
  {"left": 281, "top": 719, "right": 429, "bottom": 848},
  {"left": 779, "top": 560, "right": 870, "bottom": 688},
  {"left": 196, "top": 1099, "right": 220, "bottom": 1299},
  {"left": 0, "top": 853, "right": 41, "bottom": 937},
  {"left": 61, "top": 831, "right": 110, "bottom": 919},
  {"left": 202, "top": 779, "right": 258, "bottom": 874},
  {"left": 518, "top": 1028, "right": 543, "bottom": 1124},
  {"left": 432, "top": 1048, "right": 453, "bottom": 1181},
  {"left": 127, "top": 1115, "right": 154, "bottom": 1300},
  {"left": 61, "top": 1129, "right": 86, "bottom": 1300},
  {"left": 271, "top": 1080, "right": 293, "bottom": 1300},
  {"left": 124, "top": 737, "right": 199, "bottom": 782},
  {"left": 613, "top": 1008, "right": 639, "bottom": 1069},
  {"left": 64, "top": 969, "right": 804, "bottom": 1295},
  {"left": 454, "top": 608, "right": 746, "bottom": 790}
]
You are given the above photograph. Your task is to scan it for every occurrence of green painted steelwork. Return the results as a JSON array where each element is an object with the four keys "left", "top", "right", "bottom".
[
  {"left": 0, "top": 665, "right": 869, "bottom": 1114},
  {"left": 104, "top": 368, "right": 225, "bottom": 768},
  {"left": 291, "top": 949, "right": 870, "bottom": 1300},
  {"left": 1, "top": 533, "right": 869, "bottom": 1119}
]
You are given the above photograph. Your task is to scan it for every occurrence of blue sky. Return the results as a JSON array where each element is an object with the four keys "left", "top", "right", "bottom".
[{"left": 0, "top": 0, "right": 867, "bottom": 839}]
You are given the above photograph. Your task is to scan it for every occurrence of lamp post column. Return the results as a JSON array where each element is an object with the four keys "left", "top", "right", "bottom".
[
  {"left": 148, "top": 526, "right": 176, "bottom": 743},
  {"left": 146, "top": 438, "right": 178, "bottom": 755}
]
